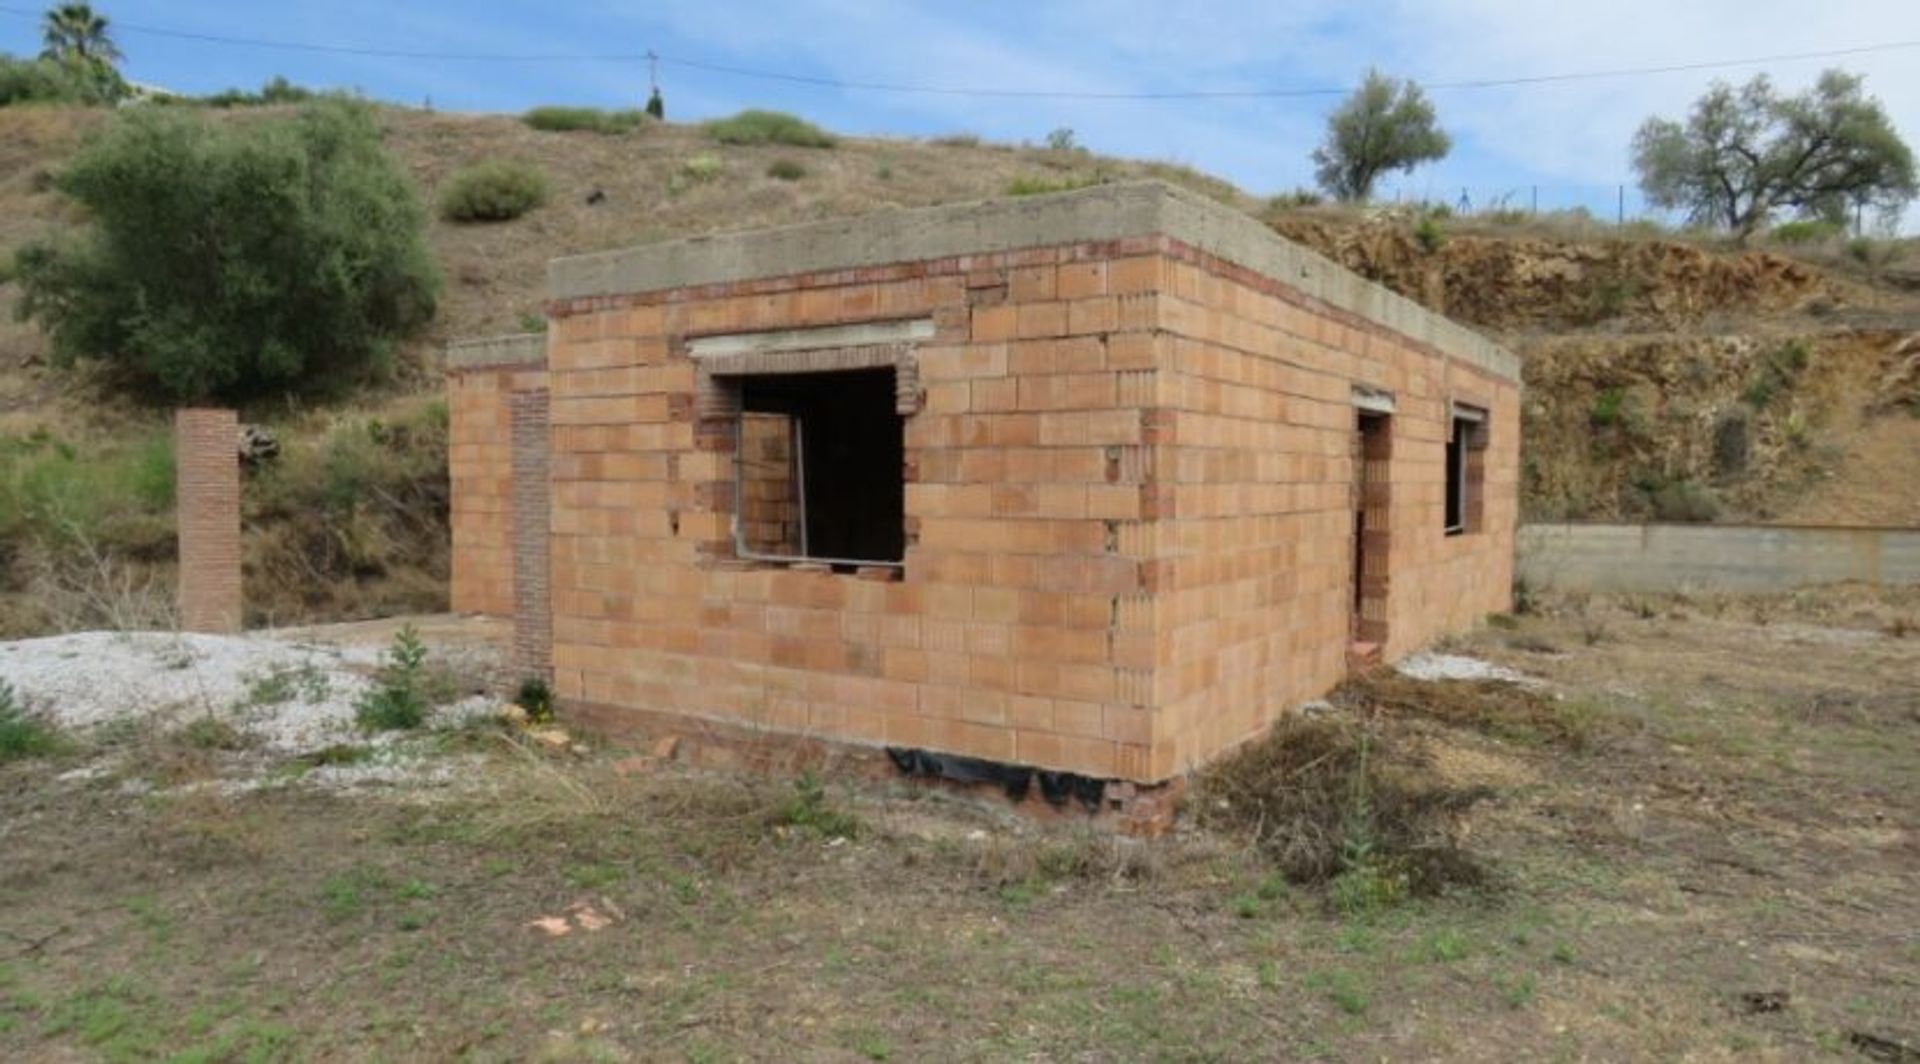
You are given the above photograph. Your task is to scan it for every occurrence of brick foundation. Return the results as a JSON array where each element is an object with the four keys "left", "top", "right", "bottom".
[{"left": 175, "top": 408, "right": 241, "bottom": 633}]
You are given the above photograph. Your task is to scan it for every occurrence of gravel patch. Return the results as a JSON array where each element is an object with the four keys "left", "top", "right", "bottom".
[
  {"left": 0, "top": 628, "right": 496, "bottom": 758},
  {"left": 1395, "top": 652, "right": 1536, "bottom": 685}
]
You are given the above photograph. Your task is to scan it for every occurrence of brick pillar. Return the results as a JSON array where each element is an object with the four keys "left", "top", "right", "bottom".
[
  {"left": 510, "top": 390, "right": 552, "bottom": 678},
  {"left": 175, "top": 408, "right": 242, "bottom": 633}
]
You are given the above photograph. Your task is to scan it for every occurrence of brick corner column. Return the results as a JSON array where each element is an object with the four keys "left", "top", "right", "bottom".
[
  {"left": 509, "top": 389, "right": 553, "bottom": 678},
  {"left": 175, "top": 407, "right": 242, "bottom": 633}
]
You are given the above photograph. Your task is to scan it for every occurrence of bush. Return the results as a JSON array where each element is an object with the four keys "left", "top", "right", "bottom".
[
  {"left": 0, "top": 54, "right": 125, "bottom": 106},
  {"left": 1413, "top": 214, "right": 1446, "bottom": 253},
  {"left": 515, "top": 677, "right": 554, "bottom": 724},
  {"left": 667, "top": 155, "right": 722, "bottom": 194},
  {"left": 1647, "top": 478, "right": 1722, "bottom": 522},
  {"left": 438, "top": 160, "right": 548, "bottom": 222},
  {"left": 355, "top": 625, "right": 431, "bottom": 730},
  {"left": 1044, "top": 127, "right": 1078, "bottom": 151},
  {"left": 765, "top": 159, "right": 806, "bottom": 181},
  {"left": 1268, "top": 188, "right": 1324, "bottom": 210},
  {"left": 199, "top": 76, "right": 318, "bottom": 108},
  {"left": 1769, "top": 219, "right": 1843, "bottom": 245},
  {"left": 1742, "top": 339, "right": 1810, "bottom": 409},
  {"left": 13, "top": 100, "right": 439, "bottom": 404},
  {"left": 522, "top": 106, "right": 647, "bottom": 135},
  {"left": 704, "top": 109, "right": 834, "bottom": 148}
]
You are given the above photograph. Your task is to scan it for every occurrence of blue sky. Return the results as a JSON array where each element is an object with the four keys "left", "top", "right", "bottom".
[{"left": 6, "top": 1, "right": 1919, "bottom": 229}]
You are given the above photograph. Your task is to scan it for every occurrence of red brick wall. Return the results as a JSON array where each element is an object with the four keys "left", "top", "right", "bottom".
[
  {"left": 528, "top": 235, "right": 1516, "bottom": 783},
  {"left": 449, "top": 365, "right": 547, "bottom": 615},
  {"left": 175, "top": 407, "right": 242, "bottom": 633},
  {"left": 1147, "top": 248, "right": 1520, "bottom": 777}
]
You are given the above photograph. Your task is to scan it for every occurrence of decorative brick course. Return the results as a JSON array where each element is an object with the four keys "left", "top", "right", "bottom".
[
  {"left": 448, "top": 183, "right": 1520, "bottom": 793},
  {"left": 175, "top": 407, "right": 242, "bottom": 633}
]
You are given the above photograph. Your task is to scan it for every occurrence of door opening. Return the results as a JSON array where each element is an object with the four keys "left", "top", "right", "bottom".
[{"left": 1351, "top": 411, "right": 1392, "bottom": 658}]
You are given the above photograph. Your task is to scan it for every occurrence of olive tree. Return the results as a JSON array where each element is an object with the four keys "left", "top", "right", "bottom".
[
  {"left": 1632, "top": 70, "right": 1916, "bottom": 242},
  {"left": 1312, "top": 70, "right": 1451, "bottom": 202},
  {"left": 14, "top": 100, "right": 440, "bottom": 403}
]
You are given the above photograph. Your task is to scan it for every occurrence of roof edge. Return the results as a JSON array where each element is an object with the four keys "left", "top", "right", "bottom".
[
  {"left": 547, "top": 181, "right": 1518, "bottom": 381},
  {"left": 446, "top": 332, "right": 545, "bottom": 371}
]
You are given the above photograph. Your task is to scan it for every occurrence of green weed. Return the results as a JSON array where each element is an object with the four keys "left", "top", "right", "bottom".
[
  {"left": 777, "top": 771, "right": 860, "bottom": 839},
  {"left": 0, "top": 680, "right": 63, "bottom": 761},
  {"left": 354, "top": 625, "right": 430, "bottom": 731}
]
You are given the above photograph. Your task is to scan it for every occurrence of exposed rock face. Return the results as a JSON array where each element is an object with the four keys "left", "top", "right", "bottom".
[{"left": 1267, "top": 215, "right": 1830, "bottom": 332}]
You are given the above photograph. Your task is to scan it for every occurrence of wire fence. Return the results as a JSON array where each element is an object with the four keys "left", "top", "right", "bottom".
[
  {"left": 1371, "top": 181, "right": 1674, "bottom": 227},
  {"left": 1368, "top": 180, "right": 1911, "bottom": 238}
]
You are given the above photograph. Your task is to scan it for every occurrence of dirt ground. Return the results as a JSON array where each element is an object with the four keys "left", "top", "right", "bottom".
[{"left": 2, "top": 589, "right": 1917, "bottom": 1062}]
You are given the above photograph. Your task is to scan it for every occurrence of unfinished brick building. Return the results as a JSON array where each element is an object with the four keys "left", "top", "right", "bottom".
[{"left": 448, "top": 181, "right": 1519, "bottom": 804}]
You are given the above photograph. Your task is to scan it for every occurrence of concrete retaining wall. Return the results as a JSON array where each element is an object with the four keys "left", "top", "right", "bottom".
[{"left": 1518, "top": 522, "right": 1920, "bottom": 593}]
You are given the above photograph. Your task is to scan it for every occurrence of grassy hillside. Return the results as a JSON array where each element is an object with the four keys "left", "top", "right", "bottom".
[{"left": 0, "top": 102, "right": 1916, "bottom": 635}]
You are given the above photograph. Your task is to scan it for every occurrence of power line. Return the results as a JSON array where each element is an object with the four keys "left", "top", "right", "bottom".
[{"left": 1, "top": 3, "right": 1916, "bottom": 100}]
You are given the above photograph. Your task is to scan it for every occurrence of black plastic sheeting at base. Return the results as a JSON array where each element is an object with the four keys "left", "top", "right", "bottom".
[{"left": 886, "top": 747, "right": 1106, "bottom": 811}]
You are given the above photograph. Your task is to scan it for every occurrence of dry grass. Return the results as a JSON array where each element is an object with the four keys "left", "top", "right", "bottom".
[
  {"left": 1, "top": 591, "right": 1916, "bottom": 1059},
  {"left": 1192, "top": 713, "right": 1491, "bottom": 896},
  {"left": 1342, "top": 670, "right": 1604, "bottom": 751}
]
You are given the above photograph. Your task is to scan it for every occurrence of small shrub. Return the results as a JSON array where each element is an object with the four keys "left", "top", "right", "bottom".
[
  {"left": 704, "top": 109, "right": 835, "bottom": 148},
  {"left": 777, "top": 771, "right": 859, "bottom": 839},
  {"left": 522, "top": 106, "right": 647, "bottom": 134},
  {"left": 179, "top": 714, "right": 247, "bottom": 751},
  {"left": 1647, "top": 478, "right": 1721, "bottom": 523},
  {"left": 875, "top": 162, "right": 893, "bottom": 181},
  {"left": 644, "top": 89, "right": 664, "bottom": 120},
  {"left": 666, "top": 155, "right": 723, "bottom": 195},
  {"left": 355, "top": 625, "right": 431, "bottom": 731},
  {"left": 438, "top": 160, "right": 548, "bottom": 223},
  {"left": 765, "top": 158, "right": 806, "bottom": 181},
  {"left": 1712, "top": 408, "right": 1751, "bottom": 476},
  {"left": 1769, "top": 219, "right": 1842, "bottom": 245},
  {"left": 1006, "top": 173, "right": 1108, "bottom": 197},
  {"left": 1582, "top": 273, "right": 1642, "bottom": 322},
  {"left": 200, "top": 76, "right": 318, "bottom": 108},
  {"left": 1589, "top": 387, "right": 1626, "bottom": 427},
  {"left": 1268, "top": 188, "right": 1324, "bottom": 210},
  {"left": 515, "top": 677, "right": 554, "bottom": 724},
  {"left": 0, "top": 680, "right": 62, "bottom": 761},
  {"left": 1044, "top": 126, "right": 1078, "bottom": 151},
  {"left": 1413, "top": 214, "right": 1446, "bottom": 253}
]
